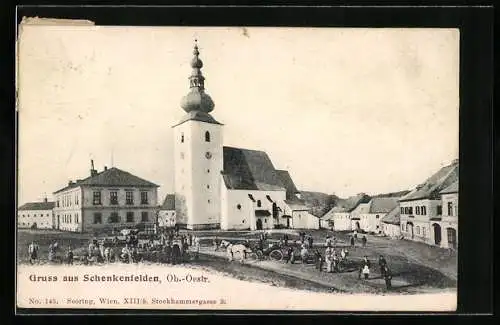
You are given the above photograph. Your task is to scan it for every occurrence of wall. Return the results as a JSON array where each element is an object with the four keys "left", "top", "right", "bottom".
[
  {"left": 333, "top": 212, "right": 352, "bottom": 231},
  {"left": 173, "top": 120, "right": 223, "bottom": 229},
  {"left": 382, "top": 223, "right": 401, "bottom": 238},
  {"left": 158, "top": 210, "right": 176, "bottom": 228},
  {"left": 54, "top": 187, "right": 83, "bottom": 232},
  {"left": 399, "top": 198, "right": 440, "bottom": 244},
  {"left": 17, "top": 209, "right": 54, "bottom": 229},
  {"left": 220, "top": 188, "right": 286, "bottom": 230},
  {"left": 357, "top": 213, "right": 383, "bottom": 233}
]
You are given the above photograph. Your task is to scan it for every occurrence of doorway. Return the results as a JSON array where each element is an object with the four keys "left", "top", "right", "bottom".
[
  {"left": 407, "top": 222, "right": 414, "bottom": 239},
  {"left": 286, "top": 217, "right": 291, "bottom": 228},
  {"left": 355, "top": 221, "right": 360, "bottom": 230},
  {"left": 447, "top": 227, "right": 457, "bottom": 249},
  {"left": 256, "top": 219, "right": 263, "bottom": 230},
  {"left": 433, "top": 223, "right": 442, "bottom": 245}
]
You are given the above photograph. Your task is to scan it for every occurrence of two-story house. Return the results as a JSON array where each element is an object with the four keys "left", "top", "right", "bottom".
[
  {"left": 399, "top": 159, "right": 458, "bottom": 246},
  {"left": 53, "top": 162, "right": 159, "bottom": 233},
  {"left": 17, "top": 198, "right": 55, "bottom": 229},
  {"left": 436, "top": 181, "right": 458, "bottom": 249}
]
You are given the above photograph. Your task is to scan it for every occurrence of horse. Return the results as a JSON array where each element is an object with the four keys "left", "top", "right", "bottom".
[{"left": 220, "top": 240, "right": 253, "bottom": 262}]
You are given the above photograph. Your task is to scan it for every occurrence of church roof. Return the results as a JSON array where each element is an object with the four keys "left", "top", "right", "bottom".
[
  {"left": 275, "top": 170, "right": 300, "bottom": 200},
  {"left": 172, "top": 110, "right": 222, "bottom": 127},
  {"left": 222, "top": 146, "right": 286, "bottom": 191},
  {"left": 399, "top": 160, "right": 458, "bottom": 202},
  {"left": 53, "top": 167, "right": 159, "bottom": 194},
  {"left": 284, "top": 200, "right": 309, "bottom": 211},
  {"left": 18, "top": 201, "right": 55, "bottom": 211},
  {"left": 160, "top": 194, "right": 176, "bottom": 210}
]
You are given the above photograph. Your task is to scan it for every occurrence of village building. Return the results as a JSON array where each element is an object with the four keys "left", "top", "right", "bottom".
[
  {"left": 172, "top": 41, "right": 318, "bottom": 230},
  {"left": 17, "top": 198, "right": 55, "bottom": 229},
  {"left": 321, "top": 193, "right": 371, "bottom": 231},
  {"left": 435, "top": 181, "right": 458, "bottom": 249},
  {"left": 53, "top": 161, "right": 159, "bottom": 233},
  {"left": 381, "top": 206, "right": 401, "bottom": 238},
  {"left": 158, "top": 194, "right": 176, "bottom": 228},
  {"left": 356, "top": 197, "right": 399, "bottom": 234},
  {"left": 399, "top": 159, "right": 458, "bottom": 247},
  {"left": 350, "top": 201, "right": 371, "bottom": 231}
]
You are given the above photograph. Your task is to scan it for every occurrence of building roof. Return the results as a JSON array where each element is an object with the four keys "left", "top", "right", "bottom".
[
  {"left": 275, "top": 170, "right": 301, "bottom": 200},
  {"left": 160, "top": 194, "right": 176, "bottom": 210},
  {"left": 284, "top": 199, "right": 309, "bottom": 211},
  {"left": 399, "top": 160, "right": 459, "bottom": 202},
  {"left": 350, "top": 202, "right": 371, "bottom": 215},
  {"left": 440, "top": 180, "right": 458, "bottom": 194},
  {"left": 255, "top": 210, "right": 271, "bottom": 217},
  {"left": 18, "top": 201, "right": 55, "bottom": 211},
  {"left": 368, "top": 197, "right": 399, "bottom": 214},
  {"left": 381, "top": 206, "right": 400, "bottom": 225},
  {"left": 172, "top": 110, "right": 223, "bottom": 128},
  {"left": 53, "top": 167, "right": 159, "bottom": 194},
  {"left": 222, "top": 146, "right": 286, "bottom": 192}
]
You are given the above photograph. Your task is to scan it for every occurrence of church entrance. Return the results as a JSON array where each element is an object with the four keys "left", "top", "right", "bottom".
[{"left": 256, "top": 219, "right": 263, "bottom": 230}]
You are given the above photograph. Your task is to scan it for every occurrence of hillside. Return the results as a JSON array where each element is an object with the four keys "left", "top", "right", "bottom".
[{"left": 299, "top": 191, "right": 338, "bottom": 217}]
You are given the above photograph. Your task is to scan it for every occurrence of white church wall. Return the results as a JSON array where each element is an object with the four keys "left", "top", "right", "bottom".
[{"left": 220, "top": 188, "right": 286, "bottom": 230}]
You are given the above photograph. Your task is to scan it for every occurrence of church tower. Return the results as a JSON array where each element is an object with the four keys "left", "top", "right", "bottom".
[{"left": 172, "top": 40, "right": 223, "bottom": 230}]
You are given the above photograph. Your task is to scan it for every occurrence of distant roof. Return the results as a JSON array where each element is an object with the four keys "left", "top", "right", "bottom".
[
  {"left": 440, "top": 180, "right": 458, "bottom": 194},
  {"left": 369, "top": 197, "right": 399, "bottom": 214},
  {"left": 284, "top": 199, "right": 309, "bottom": 211},
  {"left": 19, "top": 201, "right": 55, "bottom": 211},
  {"left": 222, "top": 146, "right": 286, "bottom": 191},
  {"left": 350, "top": 202, "right": 371, "bottom": 215},
  {"left": 381, "top": 206, "right": 400, "bottom": 225},
  {"left": 399, "top": 160, "right": 459, "bottom": 202},
  {"left": 332, "top": 193, "right": 371, "bottom": 213},
  {"left": 54, "top": 167, "right": 159, "bottom": 194},
  {"left": 172, "top": 110, "right": 223, "bottom": 127},
  {"left": 161, "top": 194, "right": 176, "bottom": 210},
  {"left": 275, "top": 170, "right": 300, "bottom": 200}
]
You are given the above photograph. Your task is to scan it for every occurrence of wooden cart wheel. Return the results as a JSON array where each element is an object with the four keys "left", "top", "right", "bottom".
[
  {"left": 269, "top": 249, "right": 283, "bottom": 261},
  {"left": 256, "top": 250, "right": 264, "bottom": 260}
]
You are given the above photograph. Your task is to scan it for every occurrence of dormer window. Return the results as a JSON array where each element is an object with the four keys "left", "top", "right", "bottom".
[{"left": 205, "top": 131, "right": 211, "bottom": 142}]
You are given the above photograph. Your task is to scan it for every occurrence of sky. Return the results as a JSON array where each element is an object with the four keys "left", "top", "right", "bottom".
[{"left": 17, "top": 24, "right": 459, "bottom": 205}]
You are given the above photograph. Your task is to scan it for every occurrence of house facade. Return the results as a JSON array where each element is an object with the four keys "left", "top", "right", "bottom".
[
  {"left": 433, "top": 181, "right": 458, "bottom": 249},
  {"left": 53, "top": 164, "right": 159, "bottom": 233},
  {"left": 158, "top": 194, "right": 176, "bottom": 228},
  {"left": 17, "top": 198, "right": 55, "bottom": 229},
  {"left": 399, "top": 159, "right": 458, "bottom": 247},
  {"left": 357, "top": 197, "right": 399, "bottom": 234},
  {"left": 381, "top": 206, "right": 401, "bottom": 238}
]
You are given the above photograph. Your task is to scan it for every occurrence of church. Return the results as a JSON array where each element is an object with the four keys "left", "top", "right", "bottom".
[{"left": 172, "top": 41, "right": 319, "bottom": 231}]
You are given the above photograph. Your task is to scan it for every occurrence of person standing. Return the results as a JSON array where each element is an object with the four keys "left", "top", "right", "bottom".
[
  {"left": 362, "top": 235, "right": 367, "bottom": 247},
  {"left": 383, "top": 266, "right": 393, "bottom": 289},
  {"left": 213, "top": 236, "right": 219, "bottom": 251},
  {"left": 324, "top": 245, "right": 334, "bottom": 273},
  {"left": 28, "top": 241, "right": 39, "bottom": 264},
  {"left": 353, "top": 229, "right": 358, "bottom": 239},
  {"left": 378, "top": 255, "right": 387, "bottom": 277},
  {"left": 362, "top": 264, "right": 370, "bottom": 279},
  {"left": 325, "top": 235, "right": 331, "bottom": 247},
  {"left": 308, "top": 235, "right": 313, "bottom": 248},
  {"left": 350, "top": 236, "right": 355, "bottom": 248},
  {"left": 314, "top": 249, "right": 323, "bottom": 271},
  {"left": 66, "top": 247, "right": 74, "bottom": 265}
]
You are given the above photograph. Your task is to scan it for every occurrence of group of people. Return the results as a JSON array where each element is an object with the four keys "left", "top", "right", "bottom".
[
  {"left": 349, "top": 231, "right": 368, "bottom": 248},
  {"left": 357, "top": 254, "right": 393, "bottom": 289}
]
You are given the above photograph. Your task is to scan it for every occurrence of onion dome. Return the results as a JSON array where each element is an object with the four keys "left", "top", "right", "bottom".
[{"left": 181, "top": 40, "right": 215, "bottom": 113}]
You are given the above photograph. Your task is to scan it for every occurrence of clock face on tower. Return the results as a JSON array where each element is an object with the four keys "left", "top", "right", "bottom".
[{"left": 205, "top": 151, "right": 212, "bottom": 159}]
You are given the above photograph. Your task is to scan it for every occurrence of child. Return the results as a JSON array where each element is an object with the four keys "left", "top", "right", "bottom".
[{"left": 362, "top": 264, "right": 370, "bottom": 279}]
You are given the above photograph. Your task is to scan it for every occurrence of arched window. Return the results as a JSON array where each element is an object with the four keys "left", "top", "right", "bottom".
[
  {"left": 181, "top": 133, "right": 184, "bottom": 143},
  {"left": 205, "top": 131, "right": 210, "bottom": 142}
]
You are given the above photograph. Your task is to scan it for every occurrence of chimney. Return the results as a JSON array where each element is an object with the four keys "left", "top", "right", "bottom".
[
  {"left": 44, "top": 197, "right": 48, "bottom": 203},
  {"left": 68, "top": 180, "right": 73, "bottom": 186},
  {"left": 104, "top": 166, "right": 108, "bottom": 171},
  {"left": 452, "top": 158, "right": 459, "bottom": 165},
  {"left": 90, "top": 159, "right": 97, "bottom": 177}
]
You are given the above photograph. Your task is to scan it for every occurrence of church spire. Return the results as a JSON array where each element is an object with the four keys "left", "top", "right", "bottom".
[
  {"left": 181, "top": 39, "right": 215, "bottom": 113},
  {"left": 189, "top": 39, "right": 205, "bottom": 89}
]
